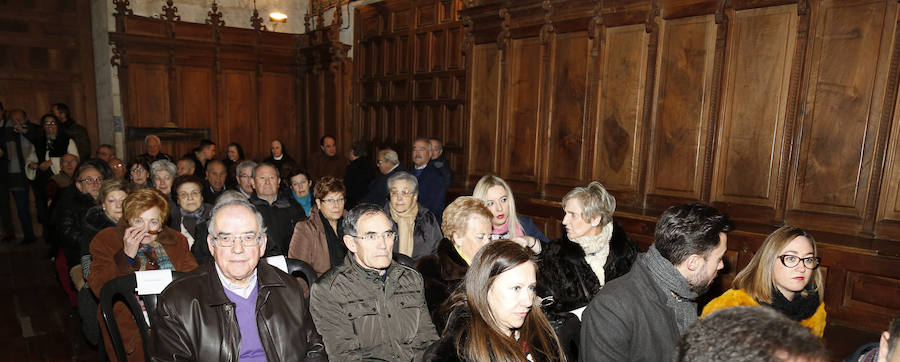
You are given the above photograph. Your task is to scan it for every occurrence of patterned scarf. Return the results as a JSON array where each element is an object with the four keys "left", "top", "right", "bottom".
[
  {"left": 135, "top": 241, "right": 174, "bottom": 271},
  {"left": 391, "top": 202, "right": 418, "bottom": 257},
  {"left": 642, "top": 245, "right": 700, "bottom": 333},
  {"left": 571, "top": 222, "right": 614, "bottom": 285}
]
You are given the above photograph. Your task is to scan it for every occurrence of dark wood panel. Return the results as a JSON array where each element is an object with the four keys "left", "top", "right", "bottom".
[
  {"left": 127, "top": 63, "right": 170, "bottom": 127},
  {"left": 259, "top": 72, "right": 297, "bottom": 159},
  {"left": 711, "top": 6, "right": 796, "bottom": 214},
  {"left": 468, "top": 44, "right": 500, "bottom": 176},
  {"left": 546, "top": 33, "right": 591, "bottom": 187},
  {"left": 218, "top": 70, "right": 257, "bottom": 159},
  {"left": 787, "top": 0, "right": 894, "bottom": 230},
  {"left": 646, "top": 15, "right": 716, "bottom": 202},
  {"left": 504, "top": 37, "right": 543, "bottom": 182},
  {"left": 174, "top": 66, "right": 214, "bottom": 129},
  {"left": 595, "top": 24, "right": 649, "bottom": 202}
]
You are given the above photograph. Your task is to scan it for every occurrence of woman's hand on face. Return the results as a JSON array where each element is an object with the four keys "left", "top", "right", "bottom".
[{"left": 123, "top": 225, "right": 148, "bottom": 258}]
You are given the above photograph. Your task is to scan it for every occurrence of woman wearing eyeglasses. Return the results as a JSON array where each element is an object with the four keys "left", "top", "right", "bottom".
[
  {"left": 383, "top": 171, "right": 441, "bottom": 259},
  {"left": 289, "top": 176, "right": 348, "bottom": 277},
  {"left": 89, "top": 187, "right": 198, "bottom": 361},
  {"left": 168, "top": 175, "right": 212, "bottom": 250},
  {"left": 126, "top": 157, "right": 152, "bottom": 189},
  {"left": 701, "top": 226, "right": 826, "bottom": 337}
]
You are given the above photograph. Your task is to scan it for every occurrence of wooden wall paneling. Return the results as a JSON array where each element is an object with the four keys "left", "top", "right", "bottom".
[
  {"left": 876, "top": 68, "right": 900, "bottom": 238},
  {"left": 502, "top": 36, "right": 543, "bottom": 187},
  {"left": 218, "top": 70, "right": 257, "bottom": 159},
  {"left": 543, "top": 32, "right": 592, "bottom": 196},
  {"left": 710, "top": 5, "right": 797, "bottom": 223},
  {"left": 594, "top": 24, "right": 650, "bottom": 207},
  {"left": 786, "top": 0, "right": 896, "bottom": 235},
  {"left": 174, "top": 66, "right": 215, "bottom": 130},
  {"left": 259, "top": 72, "right": 297, "bottom": 160},
  {"left": 466, "top": 43, "right": 501, "bottom": 178},
  {"left": 872, "top": 3, "right": 900, "bottom": 239},
  {"left": 126, "top": 63, "right": 171, "bottom": 128},
  {"left": 644, "top": 14, "right": 717, "bottom": 209}
]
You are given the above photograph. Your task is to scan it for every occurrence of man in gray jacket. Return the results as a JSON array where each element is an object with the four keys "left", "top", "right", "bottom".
[
  {"left": 310, "top": 203, "right": 438, "bottom": 361},
  {"left": 580, "top": 203, "right": 734, "bottom": 361}
]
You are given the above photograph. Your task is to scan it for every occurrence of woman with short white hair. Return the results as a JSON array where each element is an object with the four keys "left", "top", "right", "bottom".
[{"left": 384, "top": 171, "right": 442, "bottom": 259}]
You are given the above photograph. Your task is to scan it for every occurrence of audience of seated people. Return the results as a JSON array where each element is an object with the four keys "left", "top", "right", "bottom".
[{"left": 3, "top": 107, "right": 867, "bottom": 362}]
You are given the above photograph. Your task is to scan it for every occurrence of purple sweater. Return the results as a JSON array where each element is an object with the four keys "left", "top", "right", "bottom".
[{"left": 223, "top": 286, "right": 266, "bottom": 361}]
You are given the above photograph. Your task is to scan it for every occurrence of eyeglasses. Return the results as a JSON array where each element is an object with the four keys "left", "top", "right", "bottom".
[
  {"left": 777, "top": 255, "right": 821, "bottom": 269},
  {"left": 130, "top": 168, "right": 147, "bottom": 174},
  {"left": 320, "top": 197, "right": 344, "bottom": 205},
  {"left": 390, "top": 190, "right": 415, "bottom": 198},
  {"left": 43, "top": 121, "right": 56, "bottom": 125},
  {"left": 351, "top": 231, "right": 396, "bottom": 243},
  {"left": 112, "top": 163, "right": 124, "bottom": 168},
  {"left": 376, "top": 160, "right": 386, "bottom": 164},
  {"left": 79, "top": 177, "right": 102, "bottom": 184},
  {"left": 213, "top": 232, "right": 261, "bottom": 247},
  {"left": 177, "top": 190, "right": 202, "bottom": 199}
]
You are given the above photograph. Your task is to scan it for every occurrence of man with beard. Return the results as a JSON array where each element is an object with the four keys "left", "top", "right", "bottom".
[{"left": 580, "top": 203, "right": 733, "bottom": 361}]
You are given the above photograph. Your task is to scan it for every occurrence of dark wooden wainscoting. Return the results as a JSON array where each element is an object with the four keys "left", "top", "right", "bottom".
[
  {"left": 435, "top": 0, "right": 900, "bottom": 334},
  {"left": 109, "top": 3, "right": 351, "bottom": 164}
]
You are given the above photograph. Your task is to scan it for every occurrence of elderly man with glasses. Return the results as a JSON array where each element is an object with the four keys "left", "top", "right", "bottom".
[
  {"left": 150, "top": 199, "right": 327, "bottom": 361},
  {"left": 309, "top": 203, "right": 438, "bottom": 361}
]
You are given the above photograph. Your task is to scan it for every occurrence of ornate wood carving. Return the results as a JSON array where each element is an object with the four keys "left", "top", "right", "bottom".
[
  {"left": 497, "top": 8, "right": 510, "bottom": 52},
  {"left": 251, "top": 9, "right": 267, "bottom": 31},
  {"left": 539, "top": 0, "right": 554, "bottom": 45},
  {"left": 206, "top": 1, "right": 225, "bottom": 27},
  {"left": 702, "top": 0, "right": 730, "bottom": 202},
  {"left": 161, "top": 0, "right": 181, "bottom": 22},
  {"left": 113, "top": 0, "right": 133, "bottom": 16}
]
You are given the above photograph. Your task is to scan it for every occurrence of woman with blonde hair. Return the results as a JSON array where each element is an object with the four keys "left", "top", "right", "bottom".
[
  {"left": 416, "top": 196, "right": 493, "bottom": 331},
  {"left": 424, "top": 240, "right": 565, "bottom": 362},
  {"left": 702, "top": 226, "right": 826, "bottom": 337},
  {"left": 472, "top": 175, "right": 546, "bottom": 254}
]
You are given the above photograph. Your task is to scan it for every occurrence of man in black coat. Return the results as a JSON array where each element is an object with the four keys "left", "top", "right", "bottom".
[
  {"left": 428, "top": 138, "right": 453, "bottom": 188},
  {"left": 362, "top": 148, "right": 406, "bottom": 207},
  {"left": 410, "top": 139, "right": 446, "bottom": 223},
  {"left": 248, "top": 163, "right": 304, "bottom": 255},
  {"left": 343, "top": 140, "right": 375, "bottom": 210}
]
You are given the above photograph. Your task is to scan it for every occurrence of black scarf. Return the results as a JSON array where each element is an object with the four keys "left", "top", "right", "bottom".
[
  {"left": 319, "top": 212, "right": 347, "bottom": 269},
  {"left": 762, "top": 286, "right": 819, "bottom": 321}
]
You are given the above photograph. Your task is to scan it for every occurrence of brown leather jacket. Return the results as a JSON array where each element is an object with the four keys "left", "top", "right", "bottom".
[{"left": 149, "top": 262, "right": 327, "bottom": 362}]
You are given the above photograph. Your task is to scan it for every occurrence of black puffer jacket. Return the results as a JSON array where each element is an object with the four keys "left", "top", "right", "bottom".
[
  {"left": 537, "top": 220, "right": 637, "bottom": 314},
  {"left": 250, "top": 191, "right": 305, "bottom": 256},
  {"left": 50, "top": 185, "right": 96, "bottom": 268}
]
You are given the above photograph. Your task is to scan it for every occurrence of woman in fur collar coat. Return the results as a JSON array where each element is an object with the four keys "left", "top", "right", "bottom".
[{"left": 536, "top": 182, "right": 637, "bottom": 360}]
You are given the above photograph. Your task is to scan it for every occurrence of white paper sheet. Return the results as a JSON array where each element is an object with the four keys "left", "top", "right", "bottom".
[
  {"left": 135, "top": 269, "right": 174, "bottom": 295},
  {"left": 266, "top": 255, "right": 289, "bottom": 273},
  {"left": 570, "top": 306, "right": 587, "bottom": 321}
]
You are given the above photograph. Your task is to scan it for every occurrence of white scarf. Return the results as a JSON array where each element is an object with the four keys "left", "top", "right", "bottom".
[{"left": 572, "top": 222, "right": 613, "bottom": 285}]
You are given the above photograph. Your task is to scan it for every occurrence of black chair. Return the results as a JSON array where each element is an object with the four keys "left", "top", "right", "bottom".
[
  {"left": 99, "top": 271, "right": 184, "bottom": 362},
  {"left": 285, "top": 257, "right": 317, "bottom": 287},
  {"left": 393, "top": 253, "right": 416, "bottom": 268}
]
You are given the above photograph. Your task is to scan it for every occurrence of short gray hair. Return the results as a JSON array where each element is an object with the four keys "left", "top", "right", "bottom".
[
  {"left": 144, "top": 134, "right": 161, "bottom": 144},
  {"left": 150, "top": 159, "right": 176, "bottom": 178},
  {"left": 236, "top": 160, "right": 258, "bottom": 175},
  {"left": 207, "top": 199, "right": 267, "bottom": 244},
  {"left": 342, "top": 204, "right": 388, "bottom": 238},
  {"left": 378, "top": 149, "right": 399, "bottom": 165},
  {"left": 387, "top": 171, "right": 418, "bottom": 195},
  {"left": 561, "top": 181, "right": 616, "bottom": 227}
]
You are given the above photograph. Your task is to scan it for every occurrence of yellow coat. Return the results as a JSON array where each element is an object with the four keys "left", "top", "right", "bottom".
[{"left": 701, "top": 288, "right": 826, "bottom": 337}]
